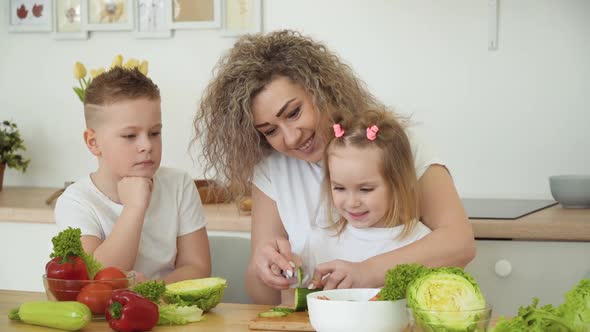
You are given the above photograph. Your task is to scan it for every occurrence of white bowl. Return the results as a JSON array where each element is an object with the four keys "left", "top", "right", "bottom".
[
  {"left": 549, "top": 175, "right": 590, "bottom": 208},
  {"left": 307, "top": 288, "right": 408, "bottom": 332}
]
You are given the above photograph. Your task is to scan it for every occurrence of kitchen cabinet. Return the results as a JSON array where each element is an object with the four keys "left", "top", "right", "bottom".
[
  {"left": 465, "top": 239, "right": 590, "bottom": 316},
  {"left": 0, "top": 221, "right": 57, "bottom": 292}
]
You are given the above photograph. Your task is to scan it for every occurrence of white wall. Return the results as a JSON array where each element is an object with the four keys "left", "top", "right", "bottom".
[{"left": 1, "top": 0, "right": 589, "bottom": 199}]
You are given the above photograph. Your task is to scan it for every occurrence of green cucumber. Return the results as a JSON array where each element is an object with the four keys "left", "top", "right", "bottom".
[
  {"left": 9, "top": 301, "right": 91, "bottom": 331},
  {"left": 258, "top": 310, "right": 289, "bottom": 318},
  {"left": 294, "top": 287, "right": 320, "bottom": 311},
  {"left": 296, "top": 266, "right": 303, "bottom": 287},
  {"left": 270, "top": 307, "right": 295, "bottom": 314}
]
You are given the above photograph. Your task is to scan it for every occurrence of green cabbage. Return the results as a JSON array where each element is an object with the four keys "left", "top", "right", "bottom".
[
  {"left": 163, "top": 277, "right": 227, "bottom": 312},
  {"left": 407, "top": 267, "right": 487, "bottom": 332}
]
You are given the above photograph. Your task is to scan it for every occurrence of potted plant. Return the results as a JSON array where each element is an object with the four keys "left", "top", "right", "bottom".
[{"left": 0, "top": 120, "right": 30, "bottom": 191}]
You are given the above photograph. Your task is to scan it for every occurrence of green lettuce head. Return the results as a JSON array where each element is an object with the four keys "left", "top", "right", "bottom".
[
  {"left": 163, "top": 277, "right": 227, "bottom": 312},
  {"left": 407, "top": 267, "right": 487, "bottom": 331}
]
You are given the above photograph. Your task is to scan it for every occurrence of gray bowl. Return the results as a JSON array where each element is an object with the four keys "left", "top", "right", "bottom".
[{"left": 549, "top": 175, "right": 590, "bottom": 208}]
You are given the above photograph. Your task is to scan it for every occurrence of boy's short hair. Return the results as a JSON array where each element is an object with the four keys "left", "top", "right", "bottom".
[{"left": 84, "top": 67, "right": 160, "bottom": 127}]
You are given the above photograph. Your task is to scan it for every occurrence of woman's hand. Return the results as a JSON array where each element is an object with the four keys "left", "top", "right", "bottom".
[
  {"left": 309, "top": 260, "right": 367, "bottom": 290},
  {"left": 253, "top": 237, "right": 302, "bottom": 290}
]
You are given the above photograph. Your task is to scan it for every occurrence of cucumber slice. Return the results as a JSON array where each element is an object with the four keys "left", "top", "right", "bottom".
[
  {"left": 296, "top": 266, "right": 303, "bottom": 287},
  {"left": 270, "top": 307, "right": 295, "bottom": 314},
  {"left": 258, "top": 311, "right": 289, "bottom": 318},
  {"left": 294, "top": 287, "right": 320, "bottom": 311}
]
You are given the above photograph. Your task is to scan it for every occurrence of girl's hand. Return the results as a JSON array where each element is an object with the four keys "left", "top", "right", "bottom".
[
  {"left": 309, "top": 260, "right": 367, "bottom": 290},
  {"left": 253, "top": 238, "right": 301, "bottom": 290}
]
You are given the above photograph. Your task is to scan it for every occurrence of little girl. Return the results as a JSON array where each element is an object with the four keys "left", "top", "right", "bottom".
[{"left": 298, "top": 108, "right": 432, "bottom": 291}]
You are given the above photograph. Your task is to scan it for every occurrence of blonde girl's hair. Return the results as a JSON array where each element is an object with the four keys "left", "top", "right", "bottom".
[
  {"left": 192, "top": 29, "right": 384, "bottom": 200},
  {"left": 323, "top": 108, "right": 419, "bottom": 238}
]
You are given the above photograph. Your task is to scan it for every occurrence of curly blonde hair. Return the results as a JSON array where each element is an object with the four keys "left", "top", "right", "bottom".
[
  {"left": 324, "top": 108, "right": 419, "bottom": 238},
  {"left": 193, "top": 30, "right": 385, "bottom": 198}
]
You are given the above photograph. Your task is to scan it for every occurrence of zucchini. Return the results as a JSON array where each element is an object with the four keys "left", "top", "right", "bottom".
[
  {"left": 258, "top": 310, "right": 289, "bottom": 318},
  {"left": 9, "top": 301, "right": 91, "bottom": 331},
  {"left": 294, "top": 287, "right": 320, "bottom": 311}
]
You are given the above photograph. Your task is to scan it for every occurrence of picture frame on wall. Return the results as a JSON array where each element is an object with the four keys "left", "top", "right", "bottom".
[
  {"left": 84, "top": 0, "right": 134, "bottom": 31},
  {"left": 7, "top": 0, "right": 53, "bottom": 32},
  {"left": 222, "top": 0, "right": 261, "bottom": 37},
  {"left": 169, "top": 0, "right": 221, "bottom": 30},
  {"left": 53, "top": 0, "right": 88, "bottom": 39},
  {"left": 135, "top": 0, "right": 172, "bottom": 39}
]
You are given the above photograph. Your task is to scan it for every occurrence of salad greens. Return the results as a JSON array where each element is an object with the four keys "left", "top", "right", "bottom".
[
  {"left": 133, "top": 280, "right": 204, "bottom": 325},
  {"left": 493, "top": 278, "right": 590, "bottom": 332}
]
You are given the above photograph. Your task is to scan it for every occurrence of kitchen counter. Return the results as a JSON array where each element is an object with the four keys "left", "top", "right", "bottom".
[{"left": 1, "top": 187, "right": 589, "bottom": 241}]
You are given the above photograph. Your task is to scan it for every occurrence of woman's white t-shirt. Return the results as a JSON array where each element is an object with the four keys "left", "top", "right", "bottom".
[
  {"left": 252, "top": 130, "right": 441, "bottom": 256},
  {"left": 54, "top": 167, "right": 207, "bottom": 280}
]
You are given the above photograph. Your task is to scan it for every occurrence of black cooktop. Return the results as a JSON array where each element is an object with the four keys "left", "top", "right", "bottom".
[{"left": 462, "top": 198, "right": 558, "bottom": 220}]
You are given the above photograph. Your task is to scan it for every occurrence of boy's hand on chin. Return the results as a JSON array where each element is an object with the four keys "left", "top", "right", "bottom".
[{"left": 118, "top": 176, "right": 153, "bottom": 211}]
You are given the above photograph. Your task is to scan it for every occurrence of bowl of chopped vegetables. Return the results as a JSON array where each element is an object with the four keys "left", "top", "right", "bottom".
[{"left": 307, "top": 288, "right": 409, "bottom": 332}]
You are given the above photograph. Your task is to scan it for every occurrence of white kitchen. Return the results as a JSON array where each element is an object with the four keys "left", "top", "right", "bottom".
[{"left": 1, "top": 0, "right": 589, "bottom": 331}]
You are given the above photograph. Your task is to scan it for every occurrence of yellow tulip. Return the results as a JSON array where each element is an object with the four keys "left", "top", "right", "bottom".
[
  {"left": 123, "top": 58, "right": 139, "bottom": 69},
  {"left": 73, "top": 62, "right": 87, "bottom": 80},
  {"left": 139, "top": 60, "right": 149, "bottom": 76},
  {"left": 112, "top": 54, "right": 123, "bottom": 68},
  {"left": 90, "top": 67, "right": 106, "bottom": 78}
]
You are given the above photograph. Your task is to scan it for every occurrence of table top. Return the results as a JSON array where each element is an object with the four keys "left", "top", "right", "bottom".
[{"left": 1, "top": 290, "right": 273, "bottom": 331}]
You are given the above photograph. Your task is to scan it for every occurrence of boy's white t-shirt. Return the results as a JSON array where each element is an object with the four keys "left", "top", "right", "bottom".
[
  {"left": 54, "top": 167, "right": 207, "bottom": 280},
  {"left": 299, "top": 222, "right": 432, "bottom": 284},
  {"left": 252, "top": 129, "right": 442, "bottom": 256}
]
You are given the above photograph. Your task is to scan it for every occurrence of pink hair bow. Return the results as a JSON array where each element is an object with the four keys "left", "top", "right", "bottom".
[
  {"left": 333, "top": 124, "right": 345, "bottom": 138},
  {"left": 366, "top": 125, "right": 379, "bottom": 141}
]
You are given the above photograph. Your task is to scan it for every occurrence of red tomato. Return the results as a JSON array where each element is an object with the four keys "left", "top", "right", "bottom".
[
  {"left": 77, "top": 283, "right": 113, "bottom": 315},
  {"left": 93, "top": 267, "right": 128, "bottom": 289}
]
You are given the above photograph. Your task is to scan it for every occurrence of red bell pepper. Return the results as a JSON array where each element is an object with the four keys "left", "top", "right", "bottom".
[
  {"left": 45, "top": 256, "right": 90, "bottom": 301},
  {"left": 106, "top": 289, "right": 159, "bottom": 332}
]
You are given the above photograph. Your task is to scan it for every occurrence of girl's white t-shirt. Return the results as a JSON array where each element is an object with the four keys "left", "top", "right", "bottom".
[
  {"left": 298, "top": 221, "right": 432, "bottom": 284},
  {"left": 252, "top": 129, "right": 442, "bottom": 256},
  {"left": 54, "top": 167, "right": 207, "bottom": 280}
]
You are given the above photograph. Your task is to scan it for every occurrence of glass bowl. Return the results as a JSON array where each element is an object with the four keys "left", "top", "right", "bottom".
[
  {"left": 407, "top": 305, "right": 493, "bottom": 332},
  {"left": 42, "top": 272, "right": 136, "bottom": 318}
]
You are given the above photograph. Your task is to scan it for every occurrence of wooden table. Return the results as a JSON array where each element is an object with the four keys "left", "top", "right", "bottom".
[{"left": 0, "top": 290, "right": 273, "bottom": 331}]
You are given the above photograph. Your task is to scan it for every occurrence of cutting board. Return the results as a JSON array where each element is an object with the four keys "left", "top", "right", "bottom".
[{"left": 249, "top": 311, "right": 314, "bottom": 331}]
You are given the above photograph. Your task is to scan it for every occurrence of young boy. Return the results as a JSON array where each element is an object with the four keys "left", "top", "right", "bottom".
[{"left": 55, "top": 67, "right": 211, "bottom": 283}]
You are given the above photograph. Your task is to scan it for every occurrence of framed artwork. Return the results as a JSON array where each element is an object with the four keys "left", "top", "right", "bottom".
[
  {"left": 53, "top": 0, "right": 88, "bottom": 39},
  {"left": 84, "top": 0, "right": 134, "bottom": 31},
  {"left": 169, "top": 0, "right": 221, "bottom": 30},
  {"left": 222, "top": 0, "right": 261, "bottom": 37},
  {"left": 7, "top": 0, "right": 53, "bottom": 32},
  {"left": 135, "top": 0, "right": 171, "bottom": 38}
]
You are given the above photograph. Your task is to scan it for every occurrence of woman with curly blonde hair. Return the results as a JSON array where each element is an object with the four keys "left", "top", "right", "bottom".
[{"left": 193, "top": 30, "right": 475, "bottom": 305}]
